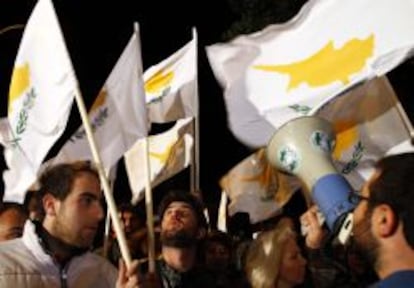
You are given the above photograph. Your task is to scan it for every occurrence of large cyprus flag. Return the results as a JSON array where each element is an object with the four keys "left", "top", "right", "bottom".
[
  {"left": 3, "top": 0, "right": 76, "bottom": 202},
  {"left": 206, "top": 0, "right": 414, "bottom": 148},
  {"left": 145, "top": 34, "right": 197, "bottom": 123},
  {"left": 53, "top": 33, "right": 147, "bottom": 171},
  {"left": 125, "top": 117, "right": 193, "bottom": 204}
]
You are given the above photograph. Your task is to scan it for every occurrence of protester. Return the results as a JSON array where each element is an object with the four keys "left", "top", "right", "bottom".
[
  {"left": 351, "top": 153, "right": 414, "bottom": 287},
  {"left": 204, "top": 229, "right": 250, "bottom": 288},
  {"left": 301, "top": 205, "right": 377, "bottom": 288},
  {"left": 244, "top": 217, "right": 307, "bottom": 288},
  {"left": 0, "top": 202, "right": 28, "bottom": 241},
  {"left": 132, "top": 189, "right": 214, "bottom": 287},
  {"left": 0, "top": 161, "right": 137, "bottom": 287},
  {"left": 103, "top": 202, "right": 148, "bottom": 265},
  {"left": 23, "top": 189, "right": 43, "bottom": 221}
]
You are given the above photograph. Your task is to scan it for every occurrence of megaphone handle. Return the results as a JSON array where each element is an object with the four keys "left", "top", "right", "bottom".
[{"left": 312, "top": 174, "right": 355, "bottom": 230}]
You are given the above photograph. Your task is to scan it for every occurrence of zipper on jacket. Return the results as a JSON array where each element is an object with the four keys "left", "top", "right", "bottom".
[{"left": 60, "top": 265, "right": 68, "bottom": 288}]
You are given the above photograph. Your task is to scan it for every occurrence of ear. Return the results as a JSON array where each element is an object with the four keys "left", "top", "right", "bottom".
[
  {"left": 42, "top": 193, "right": 59, "bottom": 217},
  {"left": 372, "top": 204, "right": 398, "bottom": 238}
]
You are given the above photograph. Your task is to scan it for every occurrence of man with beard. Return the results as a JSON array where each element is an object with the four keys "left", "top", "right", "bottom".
[
  {"left": 136, "top": 190, "right": 214, "bottom": 287},
  {"left": 351, "top": 153, "right": 414, "bottom": 287},
  {"left": 0, "top": 161, "right": 138, "bottom": 288}
]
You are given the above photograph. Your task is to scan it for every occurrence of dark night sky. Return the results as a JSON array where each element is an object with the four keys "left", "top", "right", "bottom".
[
  {"left": 1, "top": 1, "right": 413, "bottom": 227},
  {"left": 0, "top": 0, "right": 252, "bottom": 224}
]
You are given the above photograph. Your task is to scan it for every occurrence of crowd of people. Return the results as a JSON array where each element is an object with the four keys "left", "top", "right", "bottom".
[{"left": 0, "top": 152, "right": 413, "bottom": 287}]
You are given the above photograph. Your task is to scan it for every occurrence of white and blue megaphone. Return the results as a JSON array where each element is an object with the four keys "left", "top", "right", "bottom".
[{"left": 266, "top": 116, "right": 355, "bottom": 244}]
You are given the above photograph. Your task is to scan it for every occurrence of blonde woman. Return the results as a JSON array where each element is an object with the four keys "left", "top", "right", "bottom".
[{"left": 244, "top": 218, "right": 307, "bottom": 288}]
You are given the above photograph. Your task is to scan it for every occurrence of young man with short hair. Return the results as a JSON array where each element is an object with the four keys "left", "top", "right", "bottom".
[{"left": 0, "top": 161, "right": 136, "bottom": 288}]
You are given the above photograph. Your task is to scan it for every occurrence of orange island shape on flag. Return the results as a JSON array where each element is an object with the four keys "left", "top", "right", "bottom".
[{"left": 253, "top": 34, "right": 374, "bottom": 91}]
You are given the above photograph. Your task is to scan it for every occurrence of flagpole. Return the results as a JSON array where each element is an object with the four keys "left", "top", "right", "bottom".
[
  {"left": 72, "top": 86, "right": 131, "bottom": 266},
  {"left": 45, "top": 0, "right": 132, "bottom": 267},
  {"left": 102, "top": 166, "right": 116, "bottom": 258},
  {"left": 143, "top": 137, "right": 156, "bottom": 273},
  {"left": 135, "top": 22, "right": 156, "bottom": 274},
  {"left": 102, "top": 206, "right": 111, "bottom": 258},
  {"left": 191, "top": 27, "right": 201, "bottom": 195},
  {"left": 217, "top": 191, "right": 228, "bottom": 232},
  {"left": 0, "top": 24, "right": 25, "bottom": 36},
  {"left": 191, "top": 27, "right": 209, "bottom": 225}
]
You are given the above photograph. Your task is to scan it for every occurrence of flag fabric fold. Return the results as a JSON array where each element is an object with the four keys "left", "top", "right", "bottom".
[
  {"left": 318, "top": 76, "right": 414, "bottom": 189},
  {"left": 3, "top": 0, "right": 77, "bottom": 202},
  {"left": 125, "top": 117, "right": 194, "bottom": 204},
  {"left": 220, "top": 149, "right": 300, "bottom": 224},
  {"left": 53, "top": 33, "right": 147, "bottom": 172},
  {"left": 145, "top": 36, "right": 197, "bottom": 123},
  {"left": 206, "top": 0, "right": 414, "bottom": 148},
  {"left": 0, "top": 118, "right": 10, "bottom": 147}
]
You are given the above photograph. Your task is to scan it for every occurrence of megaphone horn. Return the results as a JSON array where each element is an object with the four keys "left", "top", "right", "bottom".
[{"left": 266, "top": 116, "right": 355, "bottom": 241}]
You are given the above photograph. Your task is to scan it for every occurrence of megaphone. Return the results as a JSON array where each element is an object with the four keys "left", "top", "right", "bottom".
[{"left": 266, "top": 116, "right": 354, "bottom": 244}]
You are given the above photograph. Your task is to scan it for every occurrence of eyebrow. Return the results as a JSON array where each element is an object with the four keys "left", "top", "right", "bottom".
[
  {"left": 79, "top": 191, "right": 101, "bottom": 200},
  {"left": 167, "top": 203, "right": 193, "bottom": 210}
]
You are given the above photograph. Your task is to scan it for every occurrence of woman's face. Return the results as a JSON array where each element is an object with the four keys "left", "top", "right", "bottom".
[{"left": 277, "top": 237, "right": 307, "bottom": 286}]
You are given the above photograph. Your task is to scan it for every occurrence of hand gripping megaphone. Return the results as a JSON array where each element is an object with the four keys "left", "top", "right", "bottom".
[{"left": 266, "top": 116, "right": 354, "bottom": 244}]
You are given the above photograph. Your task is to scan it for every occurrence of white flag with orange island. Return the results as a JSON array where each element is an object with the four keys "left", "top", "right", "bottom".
[
  {"left": 3, "top": 0, "right": 76, "bottom": 202},
  {"left": 53, "top": 33, "right": 147, "bottom": 171},
  {"left": 207, "top": 0, "right": 414, "bottom": 148},
  {"left": 144, "top": 35, "right": 197, "bottom": 123},
  {"left": 125, "top": 117, "right": 194, "bottom": 204}
]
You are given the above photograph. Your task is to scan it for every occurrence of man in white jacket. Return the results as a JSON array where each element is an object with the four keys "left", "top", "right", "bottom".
[{"left": 0, "top": 161, "right": 137, "bottom": 287}]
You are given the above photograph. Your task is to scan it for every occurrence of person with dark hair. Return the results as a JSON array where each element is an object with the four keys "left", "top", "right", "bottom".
[
  {"left": 23, "top": 189, "right": 43, "bottom": 221},
  {"left": 135, "top": 189, "right": 214, "bottom": 287},
  {"left": 0, "top": 202, "right": 28, "bottom": 241},
  {"left": 205, "top": 230, "right": 233, "bottom": 271},
  {"left": 104, "top": 202, "right": 148, "bottom": 265},
  {"left": 157, "top": 190, "right": 209, "bottom": 232},
  {"left": 227, "top": 212, "right": 253, "bottom": 272},
  {"left": 0, "top": 161, "right": 137, "bottom": 288},
  {"left": 204, "top": 230, "right": 250, "bottom": 288},
  {"left": 352, "top": 153, "right": 414, "bottom": 287}
]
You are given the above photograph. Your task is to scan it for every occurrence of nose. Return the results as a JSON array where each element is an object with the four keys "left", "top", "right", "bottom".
[{"left": 171, "top": 209, "right": 182, "bottom": 219}]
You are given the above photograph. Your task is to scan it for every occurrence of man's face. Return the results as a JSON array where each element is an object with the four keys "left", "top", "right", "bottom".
[
  {"left": 160, "top": 201, "right": 199, "bottom": 247},
  {"left": 120, "top": 210, "right": 142, "bottom": 235},
  {"left": 352, "top": 172, "right": 380, "bottom": 268},
  {"left": 51, "top": 172, "right": 104, "bottom": 248},
  {"left": 0, "top": 208, "right": 27, "bottom": 241}
]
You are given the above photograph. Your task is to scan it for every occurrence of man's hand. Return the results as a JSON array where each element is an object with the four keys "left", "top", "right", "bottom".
[
  {"left": 116, "top": 259, "right": 140, "bottom": 288},
  {"left": 116, "top": 259, "right": 160, "bottom": 288},
  {"left": 300, "top": 205, "right": 327, "bottom": 249}
]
